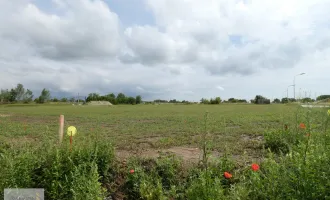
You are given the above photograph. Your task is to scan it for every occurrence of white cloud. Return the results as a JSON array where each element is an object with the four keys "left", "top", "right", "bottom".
[{"left": 0, "top": 0, "right": 329, "bottom": 101}]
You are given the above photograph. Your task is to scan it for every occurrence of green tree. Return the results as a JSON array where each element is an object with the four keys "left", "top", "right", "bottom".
[
  {"left": 272, "top": 98, "right": 281, "bottom": 104},
  {"left": 215, "top": 97, "right": 221, "bottom": 104},
  {"left": 86, "top": 93, "right": 100, "bottom": 102},
  {"left": 23, "top": 89, "right": 33, "bottom": 103},
  {"left": 127, "top": 97, "right": 136, "bottom": 105},
  {"left": 301, "top": 97, "right": 314, "bottom": 103},
  {"left": 200, "top": 98, "right": 210, "bottom": 104},
  {"left": 238, "top": 99, "right": 247, "bottom": 103},
  {"left": 37, "top": 88, "right": 50, "bottom": 103},
  {"left": 135, "top": 95, "right": 142, "bottom": 104},
  {"left": 228, "top": 98, "right": 237, "bottom": 103},
  {"left": 0, "top": 89, "right": 10, "bottom": 103},
  {"left": 105, "top": 93, "right": 116, "bottom": 104},
  {"left": 9, "top": 89, "right": 17, "bottom": 102},
  {"left": 116, "top": 93, "right": 127, "bottom": 104},
  {"left": 60, "top": 98, "right": 68, "bottom": 102},
  {"left": 316, "top": 95, "right": 330, "bottom": 101},
  {"left": 210, "top": 97, "right": 221, "bottom": 104},
  {"left": 254, "top": 95, "right": 270, "bottom": 104},
  {"left": 15, "top": 83, "right": 25, "bottom": 101}
]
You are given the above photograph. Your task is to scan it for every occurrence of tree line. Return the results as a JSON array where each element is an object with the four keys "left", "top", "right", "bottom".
[
  {"left": 0, "top": 84, "right": 50, "bottom": 104},
  {"left": 1, "top": 83, "right": 329, "bottom": 105},
  {"left": 0, "top": 83, "right": 143, "bottom": 105},
  {"left": 85, "top": 93, "right": 142, "bottom": 105}
]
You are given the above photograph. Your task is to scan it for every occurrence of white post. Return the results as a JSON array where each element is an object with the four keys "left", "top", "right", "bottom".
[{"left": 59, "top": 115, "right": 64, "bottom": 143}]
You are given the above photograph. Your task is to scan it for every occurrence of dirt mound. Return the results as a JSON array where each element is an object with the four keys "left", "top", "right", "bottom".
[{"left": 88, "top": 101, "right": 113, "bottom": 106}]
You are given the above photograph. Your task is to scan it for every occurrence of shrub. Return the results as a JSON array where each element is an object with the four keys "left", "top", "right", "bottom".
[
  {"left": 185, "top": 170, "right": 225, "bottom": 200},
  {"left": 264, "top": 130, "right": 290, "bottom": 154},
  {"left": 0, "top": 140, "right": 114, "bottom": 200}
]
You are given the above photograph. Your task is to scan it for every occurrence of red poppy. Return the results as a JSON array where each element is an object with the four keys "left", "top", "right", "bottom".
[
  {"left": 251, "top": 163, "right": 260, "bottom": 171},
  {"left": 299, "top": 123, "right": 306, "bottom": 129},
  {"left": 129, "top": 169, "right": 135, "bottom": 174},
  {"left": 284, "top": 124, "right": 288, "bottom": 130},
  {"left": 305, "top": 133, "right": 310, "bottom": 137},
  {"left": 223, "top": 172, "right": 232, "bottom": 179}
]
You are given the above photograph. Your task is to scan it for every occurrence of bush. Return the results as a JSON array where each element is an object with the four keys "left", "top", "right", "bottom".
[
  {"left": 125, "top": 155, "right": 184, "bottom": 199},
  {"left": 186, "top": 170, "right": 225, "bottom": 200},
  {"left": 0, "top": 140, "right": 114, "bottom": 200},
  {"left": 264, "top": 130, "right": 290, "bottom": 154}
]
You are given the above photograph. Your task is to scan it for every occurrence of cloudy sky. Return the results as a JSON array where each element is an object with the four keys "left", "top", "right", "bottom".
[{"left": 0, "top": 0, "right": 329, "bottom": 101}]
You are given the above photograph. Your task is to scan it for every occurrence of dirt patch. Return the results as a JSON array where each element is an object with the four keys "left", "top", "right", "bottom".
[
  {"left": 240, "top": 134, "right": 263, "bottom": 142},
  {"left": 0, "top": 114, "right": 10, "bottom": 117},
  {"left": 115, "top": 146, "right": 219, "bottom": 164},
  {"left": 132, "top": 136, "right": 164, "bottom": 149}
]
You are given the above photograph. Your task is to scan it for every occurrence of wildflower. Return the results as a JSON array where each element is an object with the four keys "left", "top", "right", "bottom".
[
  {"left": 251, "top": 163, "right": 260, "bottom": 171},
  {"left": 299, "top": 123, "right": 306, "bottom": 129},
  {"left": 284, "top": 124, "right": 288, "bottom": 130},
  {"left": 223, "top": 172, "right": 232, "bottom": 179},
  {"left": 328, "top": 110, "right": 330, "bottom": 116},
  {"left": 305, "top": 133, "right": 310, "bottom": 137},
  {"left": 129, "top": 169, "right": 135, "bottom": 174}
]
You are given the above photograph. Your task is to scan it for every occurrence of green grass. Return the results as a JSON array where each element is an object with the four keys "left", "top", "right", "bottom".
[
  {"left": 1, "top": 103, "right": 330, "bottom": 199},
  {"left": 0, "top": 104, "right": 296, "bottom": 156}
]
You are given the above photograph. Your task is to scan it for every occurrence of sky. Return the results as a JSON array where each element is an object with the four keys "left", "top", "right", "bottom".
[{"left": 0, "top": 0, "right": 329, "bottom": 101}]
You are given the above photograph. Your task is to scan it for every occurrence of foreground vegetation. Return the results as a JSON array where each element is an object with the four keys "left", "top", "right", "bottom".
[{"left": 0, "top": 104, "right": 330, "bottom": 199}]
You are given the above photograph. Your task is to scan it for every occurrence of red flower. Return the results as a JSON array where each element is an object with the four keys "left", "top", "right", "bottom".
[
  {"left": 299, "top": 123, "right": 306, "bottom": 129},
  {"left": 251, "top": 163, "right": 260, "bottom": 171},
  {"left": 305, "top": 133, "right": 310, "bottom": 137},
  {"left": 129, "top": 169, "right": 135, "bottom": 174},
  {"left": 284, "top": 124, "right": 288, "bottom": 130},
  {"left": 223, "top": 172, "right": 232, "bottom": 179}
]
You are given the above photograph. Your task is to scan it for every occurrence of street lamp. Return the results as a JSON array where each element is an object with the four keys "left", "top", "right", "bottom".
[{"left": 293, "top": 73, "right": 305, "bottom": 100}]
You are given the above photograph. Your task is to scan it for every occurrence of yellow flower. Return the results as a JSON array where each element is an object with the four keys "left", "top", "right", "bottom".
[{"left": 67, "top": 126, "right": 77, "bottom": 136}]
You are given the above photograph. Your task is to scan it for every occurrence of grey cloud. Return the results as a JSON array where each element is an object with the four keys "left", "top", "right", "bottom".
[
  {"left": 203, "top": 38, "right": 305, "bottom": 76},
  {"left": 0, "top": 0, "right": 121, "bottom": 62},
  {"left": 121, "top": 26, "right": 172, "bottom": 65}
]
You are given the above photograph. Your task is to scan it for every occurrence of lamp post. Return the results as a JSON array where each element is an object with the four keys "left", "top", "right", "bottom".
[{"left": 293, "top": 73, "right": 305, "bottom": 100}]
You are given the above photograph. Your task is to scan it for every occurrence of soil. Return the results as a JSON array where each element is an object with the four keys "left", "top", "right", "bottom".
[{"left": 115, "top": 146, "right": 220, "bottom": 164}]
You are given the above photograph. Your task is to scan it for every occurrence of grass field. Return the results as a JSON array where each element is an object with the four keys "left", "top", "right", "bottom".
[
  {"left": 1, "top": 103, "right": 330, "bottom": 199},
  {"left": 0, "top": 104, "right": 296, "bottom": 160}
]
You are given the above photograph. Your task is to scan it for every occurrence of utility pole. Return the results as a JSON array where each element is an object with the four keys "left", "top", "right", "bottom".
[{"left": 293, "top": 73, "right": 306, "bottom": 100}]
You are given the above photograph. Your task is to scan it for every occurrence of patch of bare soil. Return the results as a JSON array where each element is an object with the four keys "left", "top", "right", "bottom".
[
  {"left": 115, "top": 146, "right": 220, "bottom": 164},
  {"left": 0, "top": 114, "right": 11, "bottom": 117},
  {"left": 240, "top": 134, "right": 263, "bottom": 142}
]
